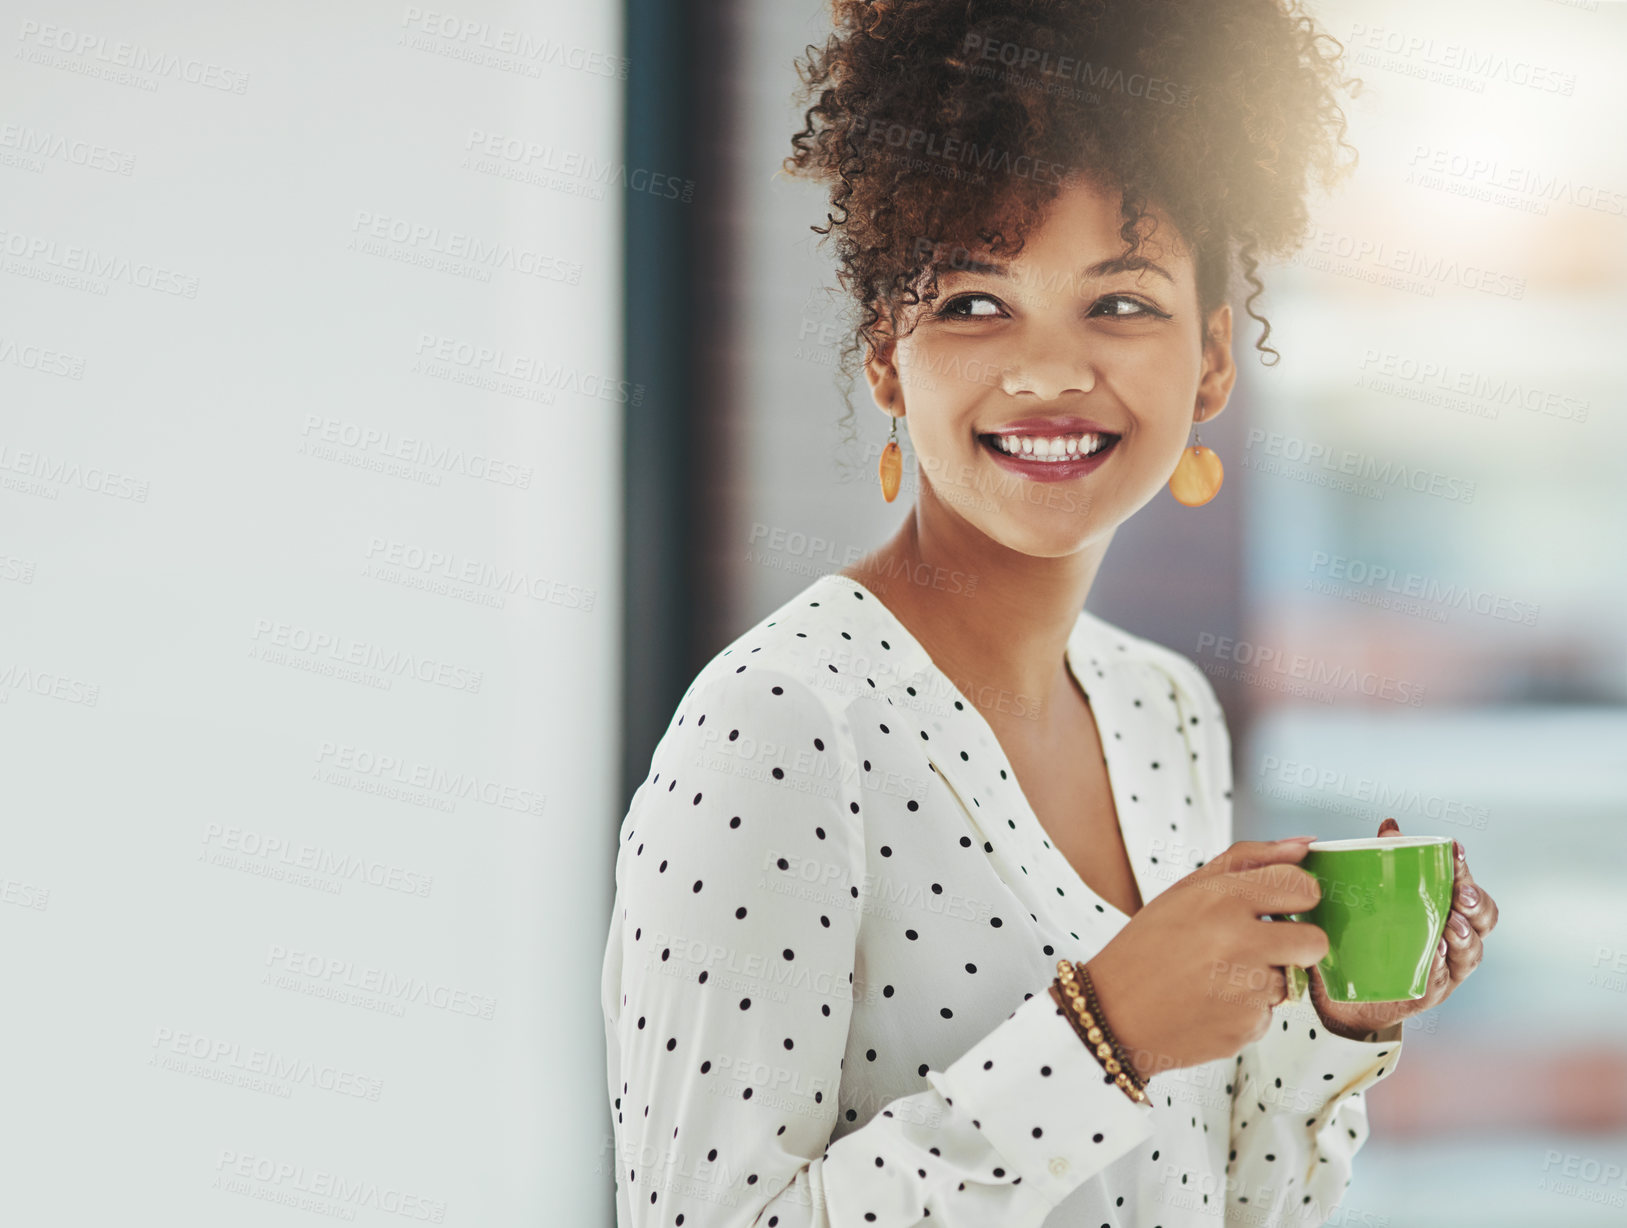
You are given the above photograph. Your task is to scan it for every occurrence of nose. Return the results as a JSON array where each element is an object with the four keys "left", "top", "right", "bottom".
[{"left": 996, "top": 327, "right": 1097, "bottom": 400}]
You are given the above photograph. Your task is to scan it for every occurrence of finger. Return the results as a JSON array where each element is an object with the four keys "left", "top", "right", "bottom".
[
  {"left": 1306, "top": 962, "right": 1355, "bottom": 1016},
  {"left": 1219, "top": 863, "right": 1323, "bottom": 916},
  {"left": 1247, "top": 1004, "right": 1275, "bottom": 1045},
  {"left": 1220, "top": 965, "right": 1290, "bottom": 1013},
  {"left": 1307, "top": 962, "right": 1343, "bottom": 1013},
  {"left": 1444, "top": 908, "right": 1484, "bottom": 981},
  {"left": 1306, "top": 963, "right": 1345, "bottom": 1016},
  {"left": 1264, "top": 967, "right": 1288, "bottom": 1008},
  {"left": 1196, "top": 838, "right": 1316, "bottom": 878},
  {"left": 1378, "top": 817, "right": 1401, "bottom": 837},
  {"left": 1427, "top": 934, "right": 1452, "bottom": 996},
  {"left": 1306, "top": 963, "right": 1360, "bottom": 1019},
  {"left": 1253, "top": 918, "right": 1331, "bottom": 970},
  {"left": 1450, "top": 840, "right": 1498, "bottom": 936}
]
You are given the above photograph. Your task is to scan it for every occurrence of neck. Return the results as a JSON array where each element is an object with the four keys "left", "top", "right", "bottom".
[{"left": 843, "top": 483, "right": 1111, "bottom": 726}]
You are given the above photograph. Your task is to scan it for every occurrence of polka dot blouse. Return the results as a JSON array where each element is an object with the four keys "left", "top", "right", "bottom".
[{"left": 600, "top": 572, "right": 1402, "bottom": 1227}]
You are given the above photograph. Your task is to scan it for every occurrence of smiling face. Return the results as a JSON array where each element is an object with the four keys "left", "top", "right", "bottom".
[{"left": 865, "top": 177, "right": 1237, "bottom": 559}]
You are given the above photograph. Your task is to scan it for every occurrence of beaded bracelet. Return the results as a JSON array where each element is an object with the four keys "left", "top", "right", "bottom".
[
  {"left": 1052, "top": 958, "right": 1149, "bottom": 1105},
  {"left": 1054, "top": 960, "right": 1147, "bottom": 1104}
]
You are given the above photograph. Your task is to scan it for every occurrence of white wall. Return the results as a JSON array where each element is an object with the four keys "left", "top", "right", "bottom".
[{"left": 1, "top": 3, "right": 620, "bottom": 1223}]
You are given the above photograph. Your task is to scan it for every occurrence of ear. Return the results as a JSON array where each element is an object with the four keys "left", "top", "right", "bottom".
[
  {"left": 1195, "top": 303, "right": 1237, "bottom": 425},
  {"left": 863, "top": 326, "right": 904, "bottom": 419}
]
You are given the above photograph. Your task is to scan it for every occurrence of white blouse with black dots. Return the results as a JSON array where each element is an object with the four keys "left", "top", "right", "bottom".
[{"left": 600, "top": 572, "right": 1402, "bottom": 1228}]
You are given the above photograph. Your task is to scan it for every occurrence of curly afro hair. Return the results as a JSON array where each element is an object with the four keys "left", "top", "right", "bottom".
[{"left": 784, "top": 0, "right": 1360, "bottom": 428}]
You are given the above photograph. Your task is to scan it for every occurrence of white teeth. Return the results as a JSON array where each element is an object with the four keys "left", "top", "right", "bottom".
[{"left": 987, "top": 431, "right": 1113, "bottom": 461}]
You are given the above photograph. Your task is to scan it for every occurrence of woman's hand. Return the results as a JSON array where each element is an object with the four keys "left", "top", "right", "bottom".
[
  {"left": 1310, "top": 817, "right": 1500, "bottom": 1040},
  {"left": 1084, "top": 838, "right": 1330, "bottom": 1082}
]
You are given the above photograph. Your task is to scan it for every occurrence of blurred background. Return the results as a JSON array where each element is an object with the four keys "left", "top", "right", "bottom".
[{"left": 3, "top": 1, "right": 1623, "bottom": 1226}]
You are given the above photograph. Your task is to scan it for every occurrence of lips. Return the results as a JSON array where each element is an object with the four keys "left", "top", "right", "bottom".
[{"left": 983, "top": 415, "right": 1117, "bottom": 436}]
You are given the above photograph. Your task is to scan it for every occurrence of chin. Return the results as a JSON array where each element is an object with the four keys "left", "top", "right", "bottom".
[
  {"left": 923, "top": 457, "right": 1140, "bottom": 559},
  {"left": 974, "top": 505, "right": 1109, "bottom": 560},
  {"left": 991, "top": 527, "right": 1097, "bottom": 560}
]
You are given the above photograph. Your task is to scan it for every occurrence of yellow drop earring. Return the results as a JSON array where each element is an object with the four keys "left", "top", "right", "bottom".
[
  {"left": 878, "top": 414, "right": 902, "bottom": 503},
  {"left": 1168, "top": 404, "right": 1223, "bottom": 507}
]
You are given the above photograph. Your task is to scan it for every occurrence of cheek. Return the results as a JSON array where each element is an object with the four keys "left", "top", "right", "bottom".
[
  {"left": 1142, "top": 409, "right": 1197, "bottom": 455},
  {"left": 898, "top": 345, "right": 986, "bottom": 441},
  {"left": 1130, "top": 416, "right": 1198, "bottom": 491},
  {"left": 1120, "top": 356, "right": 1204, "bottom": 439},
  {"left": 1117, "top": 345, "right": 1198, "bottom": 404},
  {"left": 902, "top": 339, "right": 961, "bottom": 394}
]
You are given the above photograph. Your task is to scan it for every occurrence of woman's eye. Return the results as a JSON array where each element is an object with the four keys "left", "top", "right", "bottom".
[
  {"left": 1093, "top": 294, "right": 1166, "bottom": 319},
  {"left": 938, "top": 293, "right": 1004, "bottom": 318}
]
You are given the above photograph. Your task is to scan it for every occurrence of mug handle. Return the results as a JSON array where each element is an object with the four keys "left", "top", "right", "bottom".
[{"left": 1283, "top": 962, "right": 1309, "bottom": 1003}]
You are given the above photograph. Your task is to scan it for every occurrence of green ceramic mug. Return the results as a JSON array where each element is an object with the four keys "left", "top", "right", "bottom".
[{"left": 1286, "top": 835, "right": 1456, "bottom": 1003}]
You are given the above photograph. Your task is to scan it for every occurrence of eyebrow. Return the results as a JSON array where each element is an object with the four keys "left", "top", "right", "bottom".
[{"left": 938, "top": 254, "right": 1174, "bottom": 285}]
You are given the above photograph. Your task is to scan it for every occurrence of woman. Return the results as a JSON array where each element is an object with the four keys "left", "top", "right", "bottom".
[{"left": 600, "top": 1, "right": 1498, "bottom": 1224}]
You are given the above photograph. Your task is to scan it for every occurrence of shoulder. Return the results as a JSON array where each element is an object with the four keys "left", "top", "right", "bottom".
[
  {"left": 664, "top": 575, "right": 872, "bottom": 747},
  {"left": 622, "top": 577, "right": 869, "bottom": 851},
  {"left": 1073, "top": 607, "right": 1223, "bottom": 724}
]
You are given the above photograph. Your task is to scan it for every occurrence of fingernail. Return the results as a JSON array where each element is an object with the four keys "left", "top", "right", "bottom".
[
  {"left": 1278, "top": 835, "right": 1318, "bottom": 844},
  {"left": 1449, "top": 912, "right": 1470, "bottom": 939},
  {"left": 1459, "top": 884, "right": 1479, "bottom": 908},
  {"left": 1455, "top": 841, "right": 1466, "bottom": 862},
  {"left": 1437, "top": 937, "right": 1448, "bottom": 959}
]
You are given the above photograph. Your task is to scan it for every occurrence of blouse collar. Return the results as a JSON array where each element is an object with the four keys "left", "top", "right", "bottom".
[{"left": 809, "top": 572, "right": 1159, "bottom": 940}]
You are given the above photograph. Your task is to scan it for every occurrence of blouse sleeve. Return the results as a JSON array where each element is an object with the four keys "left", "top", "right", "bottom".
[
  {"left": 1224, "top": 1001, "right": 1402, "bottom": 1226},
  {"left": 1149, "top": 645, "right": 1405, "bottom": 1226},
  {"left": 601, "top": 668, "right": 1157, "bottom": 1228}
]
